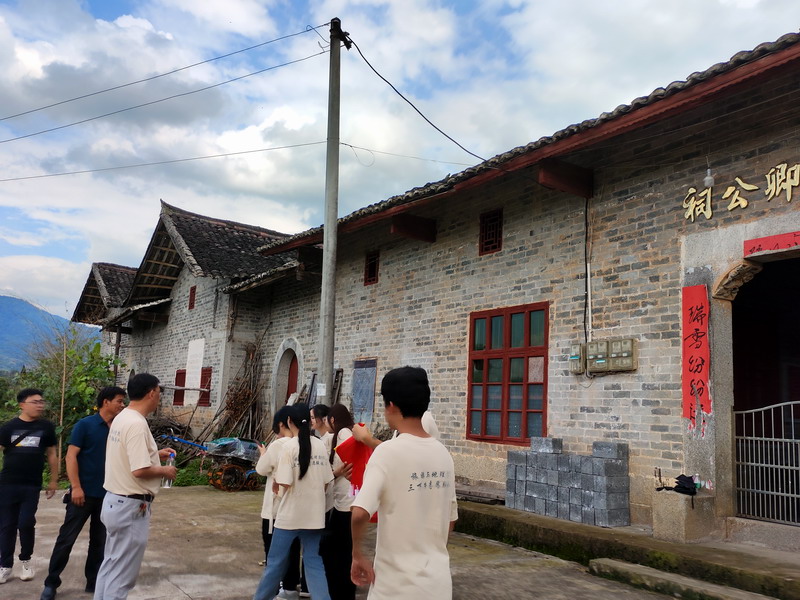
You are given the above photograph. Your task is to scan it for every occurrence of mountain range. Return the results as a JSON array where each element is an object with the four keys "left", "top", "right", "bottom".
[{"left": 0, "top": 296, "right": 100, "bottom": 372}]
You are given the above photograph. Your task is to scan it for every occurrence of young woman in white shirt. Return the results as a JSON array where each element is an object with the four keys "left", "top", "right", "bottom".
[
  {"left": 253, "top": 404, "right": 334, "bottom": 600},
  {"left": 320, "top": 403, "right": 356, "bottom": 600},
  {"left": 255, "top": 406, "right": 304, "bottom": 598}
]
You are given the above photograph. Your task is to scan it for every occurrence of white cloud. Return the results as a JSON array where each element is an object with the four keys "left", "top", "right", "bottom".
[
  {"left": 0, "top": 254, "right": 90, "bottom": 317},
  {"left": 1, "top": 0, "right": 800, "bottom": 315}
]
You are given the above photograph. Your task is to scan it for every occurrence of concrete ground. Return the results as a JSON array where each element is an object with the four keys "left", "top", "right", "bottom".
[{"left": 1, "top": 486, "right": 663, "bottom": 600}]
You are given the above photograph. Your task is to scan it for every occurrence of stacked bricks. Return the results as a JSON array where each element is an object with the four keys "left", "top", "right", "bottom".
[{"left": 505, "top": 438, "right": 630, "bottom": 527}]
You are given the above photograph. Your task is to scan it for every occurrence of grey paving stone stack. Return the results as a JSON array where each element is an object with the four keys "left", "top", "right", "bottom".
[{"left": 505, "top": 438, "right": 630, "bottom": 527}]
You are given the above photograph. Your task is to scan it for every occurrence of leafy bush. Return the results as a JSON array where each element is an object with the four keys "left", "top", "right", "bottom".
[{"left": 173, "top": 457, "right": 210, "bottom": 487}]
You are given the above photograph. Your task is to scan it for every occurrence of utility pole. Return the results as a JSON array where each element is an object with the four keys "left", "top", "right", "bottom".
[{"left": 317, "top": 18, "right": 350, "bottom": 406}]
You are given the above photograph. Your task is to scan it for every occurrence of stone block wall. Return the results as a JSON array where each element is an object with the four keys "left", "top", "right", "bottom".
[{"left": 506, "top": 438, "right": 630, "bottom": 527}]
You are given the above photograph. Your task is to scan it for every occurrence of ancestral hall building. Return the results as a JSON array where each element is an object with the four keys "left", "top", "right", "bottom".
[{"left": 74, "top": 33, "right": 800, "bottom": 547}]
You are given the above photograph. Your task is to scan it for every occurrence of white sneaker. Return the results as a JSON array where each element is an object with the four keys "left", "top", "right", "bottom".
[
  {"left": 19, "top": 560, "right": 34, "bottom": 581},
  {"left": 275, "top": 588, "right": 300, "bottom": 600},
  {"left": 0, "top": 567, "right": 11, "bottom": 583}
]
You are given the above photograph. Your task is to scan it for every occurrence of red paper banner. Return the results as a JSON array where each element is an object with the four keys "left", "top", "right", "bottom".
[
  {"left": 743, "top": 230, "right": 800, "bottom": 257},
  {"left": 682, "top": 285, "right": 711, "bottom": 428}
]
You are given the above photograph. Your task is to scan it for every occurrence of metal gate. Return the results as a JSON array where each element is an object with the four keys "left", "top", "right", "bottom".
[{"left": 734, "top": 401, "right": 800, "bottom": 525}]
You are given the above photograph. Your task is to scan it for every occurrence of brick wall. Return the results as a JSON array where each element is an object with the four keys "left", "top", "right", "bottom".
[{"left": 247, "top": 68, "right": 800, "bottom": 529}]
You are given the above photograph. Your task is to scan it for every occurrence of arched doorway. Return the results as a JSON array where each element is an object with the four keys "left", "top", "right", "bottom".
[
  {"left": 732, "top": 257, "right": 800, "bottom": 525},
  {"left": 271, "top": 338, "right": 305, "bottom": 413}
]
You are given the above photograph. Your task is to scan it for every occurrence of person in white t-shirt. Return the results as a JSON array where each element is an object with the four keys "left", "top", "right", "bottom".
[
  {"left": 93, "top": 373, "right": 176, "bottom": 600},
  {"left": 311, "top": 404, "right": 333, "bottom": 454},
  {"left": 255, "top": 406, "right": 301, "bottom": 597},
  {"left": 320, "top": 404, "right": 356, "bottom": 599},
  {"left": 350, "top": 367, "right": 458, "bottom": 599},
  {"left": 253, "top": 404, "right": 334, "bottom": 600}
]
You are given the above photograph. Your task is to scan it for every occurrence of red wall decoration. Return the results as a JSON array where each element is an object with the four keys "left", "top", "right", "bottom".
[{"left": 682, "top": 285, "right": 711, "bottom": 433}]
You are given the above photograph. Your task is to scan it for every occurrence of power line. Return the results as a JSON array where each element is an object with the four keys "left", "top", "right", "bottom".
[
  {"left": 345, "top": 35, "right": 487, "bottom": 165},
  {"left": 341, "top": 143, "right": 472, "bottom": 167},
  {"left": 0, "top": 141, "right": 474, "bottom": 183},
  {"left": 0, "top": 50, "right": 327, "bottom": 145},
  {"left": 0, "top": 142, "right": 326, "bottom": 182},
  {"left": 0, "top": 24, "right": 328, "bottom": 122}
]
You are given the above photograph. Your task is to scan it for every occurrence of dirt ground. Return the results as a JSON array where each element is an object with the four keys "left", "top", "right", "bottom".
[{"left": 1, "top": 486, "right": 663, "bottom": 600}]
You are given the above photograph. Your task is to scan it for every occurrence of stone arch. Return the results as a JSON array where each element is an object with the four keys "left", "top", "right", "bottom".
[
  {"left": 711, "top": 259, "right": 763, "bottom": 301},
  {"left": 271, "top": 338, "right": 305, "bottom": 412}
]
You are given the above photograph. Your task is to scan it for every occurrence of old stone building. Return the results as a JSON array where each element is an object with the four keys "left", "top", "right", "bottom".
[
  {"left": 74, "top": 32, "right": 800, "bottom": 547},
  {"left": 73, "top": 201, "right": 299, "bottom": 433},
  {"left": 251, "top": 32, "right": 800, "bottom": 546}
]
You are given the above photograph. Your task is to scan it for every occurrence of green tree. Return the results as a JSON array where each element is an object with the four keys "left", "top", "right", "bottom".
[{"left": 6, "top": 324, "right": 121, "bottom": 464}]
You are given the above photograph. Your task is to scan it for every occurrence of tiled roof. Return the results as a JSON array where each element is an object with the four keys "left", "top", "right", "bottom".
[
  {"left": 124, "top": 202, "right": 297, "bottom": 306},
  {"left": 259, "top": 31, "right": 800, "bottom": 254},
  {"left": 94, "top": 263, "right": 137, "bottom": 307},
  {"left": 71, "top": 262, "right": 137, "bottom": 324},
  {"left": 161, "top": 202, "right": 290, "bottom": 278}
]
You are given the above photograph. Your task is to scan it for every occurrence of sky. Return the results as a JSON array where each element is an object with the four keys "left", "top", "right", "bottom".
[{"left": 0, "top": 0, "right": 798, "bottom": 317}]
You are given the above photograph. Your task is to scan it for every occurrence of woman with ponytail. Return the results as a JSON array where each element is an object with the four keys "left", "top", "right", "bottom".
[
  {"left": 320, "top": 403, "right": 356, "bottom": 600},
  {"left": 254, "top": 407, "right": 304, "bottom": 598},
  {"left": 253, "top": 404, "right": 333, "bottom": 600}
]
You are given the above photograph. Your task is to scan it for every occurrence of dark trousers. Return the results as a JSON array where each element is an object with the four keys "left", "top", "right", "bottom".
[
  {"left": 321, "top": 509, "right": 356, "bottom": 600},
  {"left": 44, "top": 495, "right": 105, "bottom": 590},
  {"left": 0, "top": 484, "right": 41, "bottom": 567},
  {"left": 261, "top": 518, "right": 305, "bottom": 591}
]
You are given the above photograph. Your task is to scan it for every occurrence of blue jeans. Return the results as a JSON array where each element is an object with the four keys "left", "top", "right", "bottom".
[
  {"left": 253, "top": 528, "right": 329, "bottom": 600},
  {"left": 0, "top": 484, "right": 41, "bottom": 567}
]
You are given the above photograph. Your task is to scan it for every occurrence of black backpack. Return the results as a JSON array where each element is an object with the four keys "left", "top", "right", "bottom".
[{"left": 674, "top": 474, "right": 697, "bottom": 496}]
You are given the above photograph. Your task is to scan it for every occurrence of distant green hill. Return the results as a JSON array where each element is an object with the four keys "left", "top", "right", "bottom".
[{"left": 0, "top": 296, "right": 100, "bottom": 371}]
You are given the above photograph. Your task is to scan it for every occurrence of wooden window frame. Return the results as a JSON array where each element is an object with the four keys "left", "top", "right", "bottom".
[
  {"left": 467, "top": 301, "right": 548, "bottom": 445},
  {"left": 364, "top": 250, "right": 380, "bottom": 285},
  {"left": 479, "top": 209, "right": 503, "bottom": 255},
  {"left": 173, "top": 369, "right": 186, "bottom": 406},
  {"left": 188, "top": 285, "right": 197, "bottom": 310},
  {"left": 198, "top": 367, "right": 212, "bottom": 407}
]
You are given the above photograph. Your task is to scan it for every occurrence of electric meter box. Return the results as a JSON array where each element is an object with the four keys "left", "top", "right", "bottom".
[
  {"left": 568, "top": 344, "right": 585, "bottom": 374},
  {"left": 586, "top": 340, "right": 609, "bottom": 373},
  {"left": 608, "top": 338, "right": 638, "bottom": 371}
]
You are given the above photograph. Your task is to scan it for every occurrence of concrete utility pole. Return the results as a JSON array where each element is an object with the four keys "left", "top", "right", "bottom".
[{"left": 317, "top": 18, "right": 350, "bottom": 406}]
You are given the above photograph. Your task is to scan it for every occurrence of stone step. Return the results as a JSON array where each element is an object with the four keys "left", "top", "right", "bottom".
[{"left": 589, "top": 558, "right": 779, "bottom": 600}]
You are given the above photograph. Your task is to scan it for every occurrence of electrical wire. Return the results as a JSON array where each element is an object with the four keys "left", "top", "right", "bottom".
[
  {"left": 0, "top": 142, "right": 327, "bottom": 182},
  {"left": 0, "top": 24, "right": 328, "bottom": 122},
  {"left": 341, "top": 143, "right": 473, "bottom": 167},
  {"left": 0, "top": 50, "right": 327, "bottom": 145},
  {"left": 345, "top": 35, "right": 487, "bottom": 165},
  {"left": 0, "top": 140, "right": 474, "bottom": 183}
]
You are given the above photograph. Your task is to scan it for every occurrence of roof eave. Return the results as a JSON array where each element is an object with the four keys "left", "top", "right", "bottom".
[{"left": 258, "top": 37, "right": 800, "bottom": 256}]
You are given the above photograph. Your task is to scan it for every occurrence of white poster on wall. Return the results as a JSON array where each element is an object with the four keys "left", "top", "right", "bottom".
[{"left": 184, "top": 338, "right": 205, "bottom": 406}]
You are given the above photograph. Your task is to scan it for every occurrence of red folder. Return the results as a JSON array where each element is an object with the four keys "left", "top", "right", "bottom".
[
  {"left": 335, "top": 429, "right": 377, "bottom": 522},
  {"left": 334, "top": 434, "right": 372, "bottom": 490}
]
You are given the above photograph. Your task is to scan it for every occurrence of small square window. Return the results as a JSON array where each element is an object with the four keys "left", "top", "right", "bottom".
[
  {"left": 364, "top": 251, "right": 380, "bottom": 285},
  {"left": 479, "top": 209, "right": 503, "bottom": 255}
]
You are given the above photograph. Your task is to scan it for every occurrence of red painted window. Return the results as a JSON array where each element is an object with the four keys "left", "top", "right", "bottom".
[
  {"left": 364, "top": 251, "right": 379, "bottom": 285},
  {"left": 468, "top": 302, "right": 548, "bottom": 444},
  {"left": 173, "top": 369, "right": 186, "bottom": 406},
  {"left": 188, "top": 285, "right": 197, "bottom": 310},
  {"left": 198, "top": 367, "right": 212, "bottom": 407},
  {"left": 479, "top": 209, "right": 503, "bottom": 255}
]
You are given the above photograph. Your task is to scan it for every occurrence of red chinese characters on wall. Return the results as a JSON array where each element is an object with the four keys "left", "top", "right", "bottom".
[{"left": 682, "top": 285, "right": 711, "bottom": 432}]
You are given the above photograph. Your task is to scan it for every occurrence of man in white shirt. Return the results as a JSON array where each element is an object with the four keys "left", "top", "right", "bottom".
[
  {"left": 93, "top": 374, "right": 176, "bottom": 600},
  {"left": 350, "top": 367, "right": 457, "bottom": 599}
]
